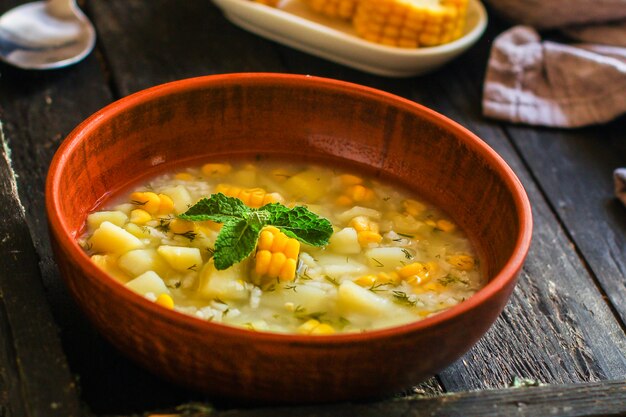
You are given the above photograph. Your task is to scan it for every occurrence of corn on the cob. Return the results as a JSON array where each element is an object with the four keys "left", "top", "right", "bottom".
[
  {"left": 302, "top": 0, "right": 360, "bottom": 19},
  {"left": 255, "top": 226, "right": 300, "bottom": 282},
  {"left": 353, "top": 0, "right": 468, "bottom": 48},
  {"left": 214, "top": 184, "right": 284, "bottom": 208}
]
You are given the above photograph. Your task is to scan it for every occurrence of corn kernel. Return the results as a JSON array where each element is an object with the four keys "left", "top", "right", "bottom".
[
  {"left": 157, "top": 193, "right": 175, "bottom": 215},
  {"left": 202, "top": 163, "right": 232, "bottom": 176},
  {"left": 279, "top": 258, "right": 297, "bottom": 281},
  {"left": 130, "top": 191, "right": 161, "bottom": 214},
  {"left": 268, "top": 253, "right": 287, "bottom": 278},
  {"left": 357, "top": 230, "right": 383, "bottom": 246},
  {"left": 169, "top": 219, "right": 196, "bottom": 234},
  {"left": 310, "top": 323, "right": 335, "bottom": 335},
  {"left": 398, "top": 262, "right": 427, "bottom": 278},
  {"left": 298, "top": 319, "right": 321, "bottom": 335},
  {"left": 129, "top": 209, "right": 151, "bottom": 225},
  {"left": 335, "top": 195, "right": 353, "bottom": 206},
  {"left": 448, "top": 254, "right": 475, "bottom": 270},
  {"left": 155, "top": 293, "right": 174, "bottom": 309},
  {"left": 339, "top": 174, "right": 363, "bottom": 186},
  {"left": 255, "top": 250, "right": 272, "bottom": 276},
  {"left": 354, "top": 275, "right": 377, "bottom": 287},
  {"left": 174, "top": 172, "right": 195, "bottom": 181},
  {"left": 436, "top": 219, "right": 456, "bottom": 232},
  {"left": 403, "top": 199, "right": 426, "bottom": 216},
  {"left": 346, "top": 184, "right": 375, "bottom": 202}
]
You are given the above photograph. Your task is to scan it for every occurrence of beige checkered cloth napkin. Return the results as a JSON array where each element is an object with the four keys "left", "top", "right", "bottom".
[{"left": 482, "top": 0, "right": 626, "bottom": 205}]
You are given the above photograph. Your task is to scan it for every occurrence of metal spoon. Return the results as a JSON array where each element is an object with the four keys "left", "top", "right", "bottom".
[{"left": 0, "top": 0, "right": 95, "bottom": 69}]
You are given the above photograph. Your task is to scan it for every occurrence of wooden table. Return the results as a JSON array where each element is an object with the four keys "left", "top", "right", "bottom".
[{"left": 0, "top": 1, "right": 624, "bottom": 416}]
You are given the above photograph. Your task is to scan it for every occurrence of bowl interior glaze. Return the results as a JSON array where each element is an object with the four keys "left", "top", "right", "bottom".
[{"left": 47, "top": 73, "right": 532, "bottom": 403}]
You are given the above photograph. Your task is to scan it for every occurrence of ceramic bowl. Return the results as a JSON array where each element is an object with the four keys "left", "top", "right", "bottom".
[{"left": 46, "top": 73, "right": 532, "bottom": 403}]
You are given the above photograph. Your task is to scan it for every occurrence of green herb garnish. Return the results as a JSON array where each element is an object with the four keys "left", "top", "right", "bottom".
[{"left": 179, "top": 193, "right": 333, "bottom": 270}]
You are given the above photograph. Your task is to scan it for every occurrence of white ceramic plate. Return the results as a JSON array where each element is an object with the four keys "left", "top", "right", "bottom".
[{"left": 211, "top": 0, "right": 487, "bottom": 77}]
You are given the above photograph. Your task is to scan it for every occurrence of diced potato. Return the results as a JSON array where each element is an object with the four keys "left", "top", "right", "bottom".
[
  {"left": 157, "top": 245, "right": 203, "bottom": 272},
  {"left": 89, "top": 221, "right": 143, "bottom": 255},
  {"left": 118, "top": 248, "right": 170, "bottom": 277},
  {"left": 90, "top": 254, "right": 131, "bottom": 282},
  {"left": 282, "top": 169, "right": 331, "bottom": 203},
  {"left": 327, "top": 227, "right": 361, "bottom": 254},
  {"left": 337, "top": 206, "right": 382, "bottom": 223},
  {"left": 263, "top": 283, "right": 334, "bottom": 313},
  {"left": 113, "top": 203, "right": 134, "bottom": 215},
  {"left": 125, "top": 271, "right": 169, "bottom": 296},
  {"left": 197, "top": 261, "right": 248, "bottom": 301},
  {"left": 365, "top": 247, "right": 409, "bottom": 269},
  {"left": 87, "top": 211, "right": 128, "bottom": 230},
  {"left": 161, "top": 185, "right": 192, "bottom": 214},
  {"left": 337, "top": 280, "right": 403, "bottom": 317}
]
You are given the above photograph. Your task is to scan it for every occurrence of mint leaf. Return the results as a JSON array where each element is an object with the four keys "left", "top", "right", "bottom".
[
  {"left": 213, "top": 219, "right": 261, "bottom": 270},
  {"left": 178, "top": 193, "right": 248, "bottom": 223},
  {"left": 264, "top": 204, "right": 333, "bottom": 246}
]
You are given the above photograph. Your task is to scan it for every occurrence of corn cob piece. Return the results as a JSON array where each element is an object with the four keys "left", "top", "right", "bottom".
[
  {"left": 353, "top": 0, "right": 468, "bottom": 48},
  {"left": 214, "top": 184, "right": 284, "bottom": 208},
  {"left": 255, "top": 226, "right": 300, "bottom": 282},
  {"left": 302, "top": 0, "right": 361, "bottom": 19}
]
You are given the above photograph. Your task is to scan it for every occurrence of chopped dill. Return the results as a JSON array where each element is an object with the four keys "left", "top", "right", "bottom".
[
  {"left": 392, "top": 290, "right": 417, "bottom": 307},
  {"left": 324, "top": 275, "right": 340, "bottom": 287},
  {"left": 438, "top": 274, "right": 469, "bottom": 287},
  {"left": 176, "top": 230, "right": 198, "bottom": 241},
  {"left": 401, "top": 248, "right": 414, "bottom": 259},
  {"left": 187, "top": 264, "right": 198, "bottom": 271},
  {"left": 368, "top": 282, "right": 389, "bottom": 293},
  {"left": 166, "top": 281, "right": 182, "bottom": 289},
  {"left": 397, "top": 233, "right": 414, "bottom": 238},
  {"left": 284, "top": 284, "right": 298, "bottom": 292},
  {"left": 382, "top": 196, "right": 391, "bottom": 201},
  {"left": 371, "top": 258, "right": 384, "bottom": 267},
  {"left": 155, "top": 218, "right": 171, "bottom": 233},
  {"left": 82, "top": 241, "right": 93, "bottom": 251},
  {"left": 130, "top": 199, "right": 147, "bottom": 206},
  {"left": 206, "top": 247, "right": 215, "bottom": 258}
]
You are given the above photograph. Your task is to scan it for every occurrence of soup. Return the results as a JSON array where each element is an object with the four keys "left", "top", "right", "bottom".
[{"left": 80, "top": 160, "right": 484, "bottom": 334}]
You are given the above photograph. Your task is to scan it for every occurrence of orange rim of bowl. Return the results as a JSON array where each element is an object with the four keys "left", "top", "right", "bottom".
[{"left": 46, "top": 73, "right": 533, "bottom": 345}]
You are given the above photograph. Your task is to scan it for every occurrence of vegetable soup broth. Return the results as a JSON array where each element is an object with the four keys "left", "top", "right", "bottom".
[{"left": 81, "top": 160, "right": 485, "bottom": 334}]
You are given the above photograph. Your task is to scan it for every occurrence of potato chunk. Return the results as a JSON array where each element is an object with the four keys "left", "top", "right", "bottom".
[
  {"left": 197, "top": 261, "right": 248, "bottom": 301},
  {"left": 327, "top": 227, "right": 361, "bottom": 254},
  {"left": 282, "top": 169, "right": 331, "bottom": 203},
  {"left": 118, "top": 248, "right": 170, "bottom": 277},
  {"left": 87, "top": 210, "right": 128, "bottom": 230},
  {"left": 89, "top": 221, "right": 143, "bottom": 255},
  {"left": 157, "top": 245, "right": 203, "bottom": 272},
  {"left": 337, "top": 280, "right": 403, "bottom": 317},
  {"left": 125, "top": 271, "right": 169, "bottom": 296},
  {"left": 161, "top": 185, "right": 192, "bottom": 214}
]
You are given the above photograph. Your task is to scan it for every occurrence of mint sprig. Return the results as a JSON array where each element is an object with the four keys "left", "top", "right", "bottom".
[{"left": 178, "top": 193, "right": 333, "bottom": 270}]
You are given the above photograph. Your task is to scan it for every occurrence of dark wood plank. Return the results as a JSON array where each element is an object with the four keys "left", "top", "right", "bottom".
[
  {"left": 117, "top": 381, "right": 626, "bottom": 417},
  {"left": 277, "top": 30, "right": 626, "bottom": 392},
  {"left": 0, "top": 117, "right": 82, "bottom": 415},
  {"left": 504, "top": 120, "right": 626, "bottom": 325},
  {"left": 87, "top": 0, "right": 286, "bottom": 97}
]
